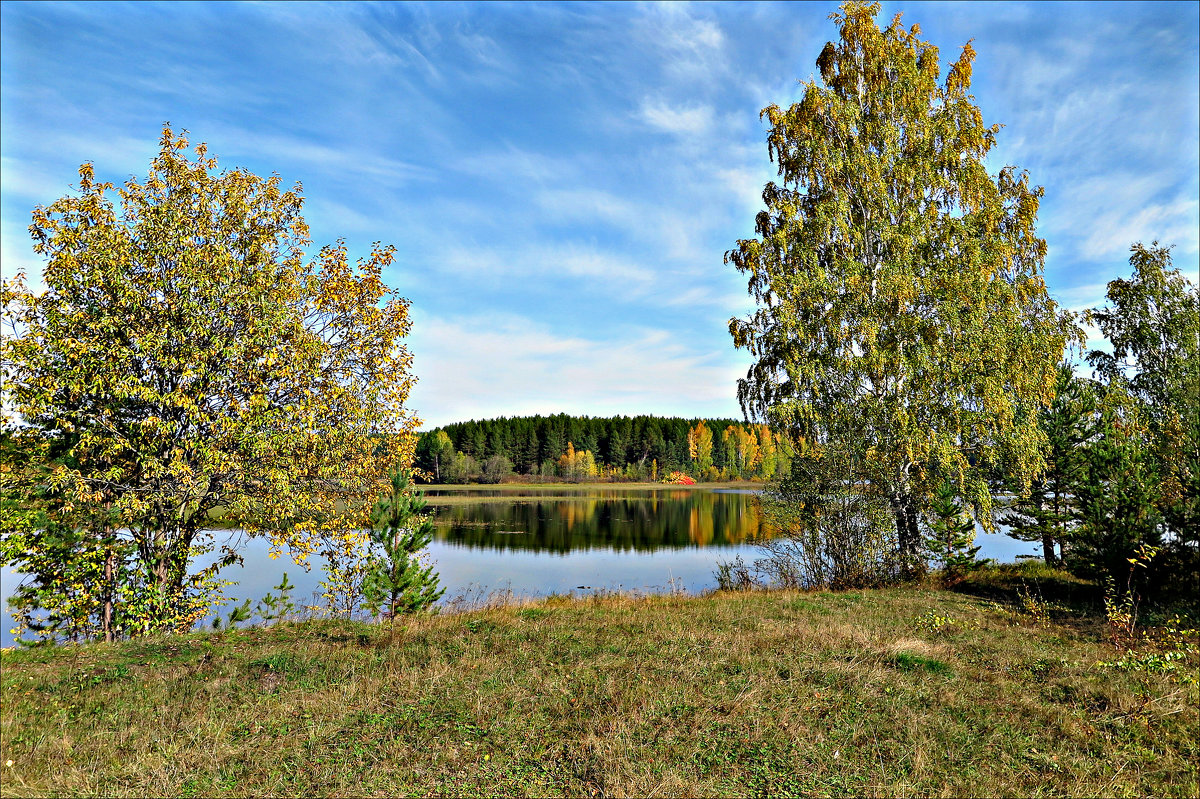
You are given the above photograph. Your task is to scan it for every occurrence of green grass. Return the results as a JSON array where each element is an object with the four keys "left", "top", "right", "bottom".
[{"left": 1, "top": 579, "right": 1197, "bottom": 797}]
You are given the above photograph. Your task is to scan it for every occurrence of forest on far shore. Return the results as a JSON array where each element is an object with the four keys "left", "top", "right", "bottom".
[{"left": 413, "top": 414, "right": 786, "bottom": 483}]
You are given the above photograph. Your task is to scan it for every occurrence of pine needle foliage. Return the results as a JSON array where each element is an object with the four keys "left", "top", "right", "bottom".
[
  {"left": 363, "top": 469, "right": 444, "bottom": 619},
  {"left": 998, "top": 366, "right": 1098, "bottom": 567},
  {"left": 923, "top": 482, "right": 981, "bottom": 578}
]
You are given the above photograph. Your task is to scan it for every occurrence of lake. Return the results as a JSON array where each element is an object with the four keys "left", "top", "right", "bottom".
[{"left": 0, "top": 485, "right": 1038, "bottom": 647}]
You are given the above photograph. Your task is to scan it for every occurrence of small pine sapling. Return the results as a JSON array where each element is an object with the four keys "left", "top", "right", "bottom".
[
  {"left": 924, "top": 482, "right": 982, "bottom": 580},
  {"left": 363, "top": 469, "right": 445, "bottom": 620},
  {"left": 255, "top": 572, "right": 297, "bottom": 624},
  {"left": 213, "top": 598, "right": 252, "bottom": 630}
]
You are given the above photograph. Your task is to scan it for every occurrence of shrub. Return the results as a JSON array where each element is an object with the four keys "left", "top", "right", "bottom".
[{"left": 716, "top": 452, "right": 905, "bottom": 591}]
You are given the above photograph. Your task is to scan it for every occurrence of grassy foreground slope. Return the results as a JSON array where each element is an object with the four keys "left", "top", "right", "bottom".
[{"left": 1, "top": 571, "right": 1196, "bottom": 798}]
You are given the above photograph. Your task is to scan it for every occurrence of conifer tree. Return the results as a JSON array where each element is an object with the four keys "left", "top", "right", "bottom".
[
  {"left": 607, "top": 420, "right": 630, "bottom": 467},
  {"left": 362, "top": 469, "right": 444, "bottom": 619},
  {"left": 924, "top": 482, "right": 981, "bottom": 577},
  {"left": 1068, "top": 387, "right": 1163, "bottom": 584},
  {"left": 999, "top": 365, "right": 1097, "bottom": 566}
]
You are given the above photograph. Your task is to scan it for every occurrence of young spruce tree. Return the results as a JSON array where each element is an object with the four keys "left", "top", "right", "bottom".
[
  {"left": 363, "top": 469, "right": 445, "bottom": 620},
  {"left": 924, "top": 482, "right": 982, "bottom": 579}
]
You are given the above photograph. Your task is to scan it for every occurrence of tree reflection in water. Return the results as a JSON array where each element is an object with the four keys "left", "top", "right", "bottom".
[{"left": 426, "top": 489, "right": 764, "bottom": 553}]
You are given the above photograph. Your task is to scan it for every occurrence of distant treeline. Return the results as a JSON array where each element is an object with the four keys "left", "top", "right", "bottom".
[{"left": 413, "top": 414, "right": 794, "bottom": 483}]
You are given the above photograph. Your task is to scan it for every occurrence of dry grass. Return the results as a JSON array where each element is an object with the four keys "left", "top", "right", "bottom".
[{"left": 1, "top": 584, "right": 1196, "bottom": 797}]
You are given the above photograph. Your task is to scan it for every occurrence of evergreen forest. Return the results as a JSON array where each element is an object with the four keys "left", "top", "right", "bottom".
[{"left": 413, "top": 415, "right": 788, "bottom": 483}]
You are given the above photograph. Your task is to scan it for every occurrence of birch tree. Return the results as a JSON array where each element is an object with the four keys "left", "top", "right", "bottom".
[{"left": 726, "top": 2, "right": 1078, "bottom": 560}]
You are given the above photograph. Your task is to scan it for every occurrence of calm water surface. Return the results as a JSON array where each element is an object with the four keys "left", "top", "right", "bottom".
[{"left": 0, "top": 487, "right": 1037, "bottom": 646}]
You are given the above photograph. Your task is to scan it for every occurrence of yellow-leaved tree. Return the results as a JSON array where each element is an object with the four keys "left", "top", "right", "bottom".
[
  {"left": 1, "top": 126, "right": 420, "bottom": 642},
  {"left": 558, "top": 442, "right": 598, "bottom": 481},
  {"left": 726, "top": 3, "right": 1078, "bottom": 564},
  {"left": 686, "top": 421, "right": 714, "bottom": 473}
]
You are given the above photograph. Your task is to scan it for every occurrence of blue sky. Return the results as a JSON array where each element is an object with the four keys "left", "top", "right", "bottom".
[{"left": 2, "top": 1, "right": 1196, "bottom": 429}]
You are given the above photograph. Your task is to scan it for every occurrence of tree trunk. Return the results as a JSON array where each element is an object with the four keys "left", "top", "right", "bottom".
[
  {"left": 1041, "top": 531, "right": 1059, "bottom": 568},
  {"left": 892, "top": 492, "right": 922, "bottom": 571},
  {"left": 103, "top": 546, "right": 115, "bottom": 644},
  {"left": 102, "top": 499, "right": 115, "bottom": 643},
  {"left": 148, "top": 524, "right": 195, "bottom": 635},
  {"left": 1034, "top": 492, "right": 1058, "bottom": 567}
]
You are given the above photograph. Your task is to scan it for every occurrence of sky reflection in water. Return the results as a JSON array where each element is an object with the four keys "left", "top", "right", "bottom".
[{"left": 0, "top": 488, "right": 1037, "bottom": 647}]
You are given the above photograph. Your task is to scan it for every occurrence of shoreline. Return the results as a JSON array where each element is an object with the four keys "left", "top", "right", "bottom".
[
  {"left": 418, "top": 480, "right": 762, "bottom": 504},
  {"left": 3, "top": 572, "right": 1194, "bottom": 797},
  {"left": 418, "top": 480, "right": 762, "bottom": 490}
]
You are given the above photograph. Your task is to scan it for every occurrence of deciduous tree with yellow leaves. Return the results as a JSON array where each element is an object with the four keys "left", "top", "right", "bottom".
[
  {"left": 557, "top": 441, "right": 598, "bottom": 481},
  {"left": 1, "top": 126, "right": 421, "bottom": 642},
  {"left": 686, "top": 421, "right": 714, "bottom": 474},
  {"left": 726, "top": 3, "right": 1078, "bottom": 562}
]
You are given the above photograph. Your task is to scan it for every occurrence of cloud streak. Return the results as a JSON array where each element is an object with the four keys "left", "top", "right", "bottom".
[
  {"left": 2, "top": 1, "right": 1195, "bottom": 427},
  {"left": 406, "top": 311, "right": 750, "bottom": 429}
]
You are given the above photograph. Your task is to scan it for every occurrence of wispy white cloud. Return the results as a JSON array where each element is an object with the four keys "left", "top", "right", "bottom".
[
  {"left": 385, "top": 33, "right": 442, "bottom": 80},
  {"left": 255, "top": 4, "right": 408, "bottom": 70},
  {"left": 639, "top": 100, "right": 715, "bottom": 137},
  {"left": 1078, "top": 198, "right": 1200, "bottom": 260},
  {"left": 1041, "top": 171, "right": 1199, "bottom": 263},
  {"left": 452, "top": 29, "right": 512, "bottom": 75},
  {"left": 406, "top": 311, "right": 748, "bottom": 428},
  {"left": 0, "top": 233, "right": 44, "bottom": 292},
  {"left": 2, "top": 0, "right": 1194, "bottom": 431},
  {"left": 451, "top": 145, "right": 580, "bottom": 186},
  {"left": 0, "top": 157, "right": 79, "bottom": 203},
  {"left": 1050, "top": 281, "right": 1112, "bottom": 313},
  {"left": 970, "top": 5, "right": 1199, "bottom": 288},
  {"left": 221, "top": 132, "right": 434, "bottom": 186},
  {"left": 437, "top": 242, "right": 653, "bottom": 286},
  {"left": 715, "top": 165, "right": 769, "bottom": 217},
  {"left": 4, "top": 132, "right": 159, "bottom": 188},
  {"left": 304, "top": 198, "right": 378, "bottom": 235},
  {"left": 632, "top": 3, "right": 728, "bottom": 85},
  {"left": 534, "top": 188, "right": 641, "bottom": 226},
  {"left": 531, "top": 181, "right": 742, "bottom": 265},
  {"left": 660, "top": 284, "right": 755, "bottom": 317}
]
